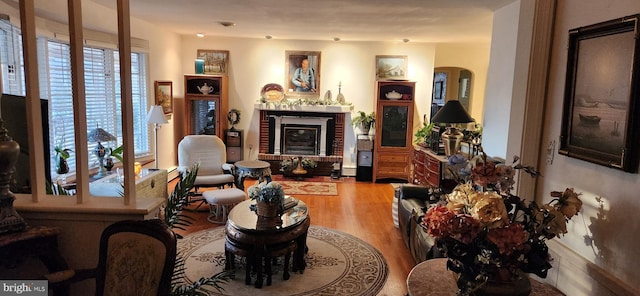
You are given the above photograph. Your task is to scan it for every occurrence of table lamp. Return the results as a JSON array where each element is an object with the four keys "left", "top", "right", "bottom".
[
  {"left": 146, "top": 105, "right": 168, "bottom": 169},
  {"left": 431, "top": 100, "right": 474, "bottom": 157},
  {"left": 88, "top": 125, "right": 117, "bottom": 178}
]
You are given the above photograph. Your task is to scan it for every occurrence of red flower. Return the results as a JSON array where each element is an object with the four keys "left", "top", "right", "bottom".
[
  {"left": 422, "top": 206, "right": 456, "bottom": 238},
  {"left": 487, "top": 223, "right": 528, "bottom": 255},
  {"left": 471, "top": 161, "right": 500, "bottom": 187},
  {"left": 449, "top": 214, "right": 481, "bottom": 244}
]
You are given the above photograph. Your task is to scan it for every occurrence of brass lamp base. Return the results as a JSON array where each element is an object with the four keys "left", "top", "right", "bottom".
[{"left": 441, "top": 127, "right": 463, "bottom": 157}]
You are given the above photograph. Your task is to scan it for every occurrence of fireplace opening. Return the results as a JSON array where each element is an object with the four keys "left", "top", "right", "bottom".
[{"left": 283, "top": 126, "right": 320, "bottom": 155}]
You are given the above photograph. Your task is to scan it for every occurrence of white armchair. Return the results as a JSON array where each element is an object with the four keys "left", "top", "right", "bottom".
[{"left": 177, "top": 135, "right": 235, "bottom": 206}]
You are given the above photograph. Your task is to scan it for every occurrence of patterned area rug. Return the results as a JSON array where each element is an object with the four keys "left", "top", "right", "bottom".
[
  {"left": 178, "top": 226, "right": 388, "bottom": 295},
  {"left": 278, "top": 181, "right": 338, "bottom": 196}
]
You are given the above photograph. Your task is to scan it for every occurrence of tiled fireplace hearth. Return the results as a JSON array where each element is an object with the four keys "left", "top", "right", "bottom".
[{"left": 256, "top": 104, "right": 350, "bottom": 175}]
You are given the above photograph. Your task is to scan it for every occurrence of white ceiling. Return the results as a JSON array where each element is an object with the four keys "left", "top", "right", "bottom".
[{"left": 85, "top": 0, "right": 516, "bottom": 43}]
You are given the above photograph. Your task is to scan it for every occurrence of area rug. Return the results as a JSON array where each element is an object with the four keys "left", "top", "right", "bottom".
[
  {"left": 177, "top": 226, "right": 388, "bottom": 295},
  {"left": 278, "top": 181, "right": 338, "bottom": 196}
]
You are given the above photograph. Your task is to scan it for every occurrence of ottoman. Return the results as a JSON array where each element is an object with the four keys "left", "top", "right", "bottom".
[{"left": 203, "top": 188, "right": 246, "bottom": 224}]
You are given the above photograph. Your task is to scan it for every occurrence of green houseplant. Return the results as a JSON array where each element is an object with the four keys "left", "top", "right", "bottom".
[
  {"left": 351, "top": 111, "right": 375, "bottom": 135},
  {"left": 247, "top": 181, "right": 286, "bottom": 217},
  {"left": 54, "top": 137, "right": 72, "bottom": 175}
]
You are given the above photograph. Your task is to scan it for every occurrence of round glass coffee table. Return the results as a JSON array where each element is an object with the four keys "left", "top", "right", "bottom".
[
  {"left": 225, "top": 198, "right": 309, "bottom": 288},
  {"left": 233, "top": 160, "right": 272, "bottom": 190}
]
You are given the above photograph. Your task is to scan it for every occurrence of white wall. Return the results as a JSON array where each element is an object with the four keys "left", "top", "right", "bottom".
[
  {"left": 536, "top": 0, "right": 640, "bottom": 294},
  {"left": 434, "top": 43, "right": 491, "bottom": 123},
  {"left": 179, "top": 36, "right": 437, "bottom": 171}
]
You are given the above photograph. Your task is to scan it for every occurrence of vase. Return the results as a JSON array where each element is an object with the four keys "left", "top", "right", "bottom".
[
  {"left": 55, "top": 155, "right": 70, "bottom": 174},
  {"left": 454, "top": 268, "right": 531, "bottom": 296},
  {"left": 256, "top": 201, "right": 281, "bottom": 218}
]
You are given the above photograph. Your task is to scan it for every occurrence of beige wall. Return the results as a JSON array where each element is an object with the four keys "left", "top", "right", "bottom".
[
  {"left": 179, "top": 36, "right": 438, "bottom": 170},
  {"left": 536, "top": 0, "right": 640, "bottom": 294},
  {"left": 434, "top": 43, "right": 491, "bottom": 123}
]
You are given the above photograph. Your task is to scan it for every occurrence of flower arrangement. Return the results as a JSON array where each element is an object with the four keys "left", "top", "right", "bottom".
[
  {"left": 248, "top": 181, "right": 285, "bottom": 204},
  {"left": 279, "top": 157, "right": 318, "bottom": 172},
  {"left": 422, "top": 154, "right": 583, "bottom": 295}
]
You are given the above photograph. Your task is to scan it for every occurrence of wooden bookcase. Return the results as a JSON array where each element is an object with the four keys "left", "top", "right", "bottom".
[
  {"left": 184, "top": 74, "right": 228, "bottom": 137},
  {"left": 372, "top": 81, "right": 415, "bottom": 182}
]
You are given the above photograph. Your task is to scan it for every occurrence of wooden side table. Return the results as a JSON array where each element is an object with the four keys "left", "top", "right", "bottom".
[
  {"left": 406, "top": 258, "right": 564, "bottom": 296},
  {"left": 0, "top": 226, "right": 69, "bottom": 295},
  {"left": 225, "top": 199, "right": 309, "bottom": 288},
  {"left": 234, "top": 160, "right": 272, "bottom": 190}
]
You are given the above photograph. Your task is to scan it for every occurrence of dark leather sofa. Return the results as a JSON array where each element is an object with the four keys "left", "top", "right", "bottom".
[{"left": 395, "top": 184, "right": 443, "bottom": 263}]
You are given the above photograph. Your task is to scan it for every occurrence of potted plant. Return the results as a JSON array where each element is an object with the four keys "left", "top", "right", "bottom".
[
  {"left": 351, "top": 111, "right": 375, "bottom": 135},
  {"left": 247, "top": 181, "right": 286, "bottom": 217},
  {"left": 279, "top": 157, "right": 318, "bottom": 179},
  {"left": 54, "top": 139, "right": 72, "bottom": 175},
  {"left": 414, "top": 122, "right": 435, "bottom": 147}
]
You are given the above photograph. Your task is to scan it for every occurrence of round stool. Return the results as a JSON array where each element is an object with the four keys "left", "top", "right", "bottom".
[{"left": 203, "top": 188, "right": 246, "bottom": 224}]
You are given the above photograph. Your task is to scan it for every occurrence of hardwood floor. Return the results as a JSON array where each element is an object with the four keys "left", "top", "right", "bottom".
[{"left": 171, "top": 175, "right": 416, "bottom": 296}]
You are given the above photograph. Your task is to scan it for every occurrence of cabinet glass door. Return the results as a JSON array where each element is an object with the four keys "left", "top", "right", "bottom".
[
  {"left": 190, "top": 100, "right": 217, "bottom": 135},
  {"left": 380, "top": 105, "right": 409, "bottom": 147}
]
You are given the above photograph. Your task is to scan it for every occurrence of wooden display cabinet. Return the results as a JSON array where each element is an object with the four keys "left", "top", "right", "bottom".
[
  {"left": 372, "top": 81, "right": 415, "bottom": 182},
  {"left": 184, "top": 74, "right": 228, "bottom": 137},
  {"left": 412, "top": 146, "right": 446, "bottom": 187}
]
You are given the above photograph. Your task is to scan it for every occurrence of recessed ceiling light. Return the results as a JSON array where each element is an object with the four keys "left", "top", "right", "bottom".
[
  {"left": 403, "top": 38, "right": 410, "bottom": 43},
  {"left": 265, "top": 35, "right": 273, "bottom": 39},
  {"left": 333, "top": 37, "right": 340, "bottom": 41},
  {"left": 219, "top": 21, "right": 236, "bottom": 27},
  {"left": 196, "top": 33, "right": 204, "bottom": 38}
]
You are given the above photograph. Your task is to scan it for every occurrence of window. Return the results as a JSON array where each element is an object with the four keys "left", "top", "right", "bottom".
[
  {"left": 0, "top": 18, "right": 150, "bottom": 178},
  {"left": 45, "top": 40, "right": 150, "bottom": 177}
]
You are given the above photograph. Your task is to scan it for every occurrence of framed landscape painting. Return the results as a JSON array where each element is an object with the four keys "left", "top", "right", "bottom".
[
  {"left": 154, "top": 80, "right": 173, "bottom": 115},
  {"left": 196, "top": 49, "right": 229, "bottom": 75},
  {"left": 559, "top": 14, "right": 640, "bottom": 173},
  {"left": 375, "top": 55, "right": 407, "bottom": 80}
]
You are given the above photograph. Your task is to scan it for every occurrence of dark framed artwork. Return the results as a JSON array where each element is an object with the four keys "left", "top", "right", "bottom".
[
  {"left": 559, "top": 14, "right": 640, "bottom": 172},
  {"left": 154, "top": 80, "right": 173, "bottom": 115},
  {"left": 285, "top": 50, "right": 321, "bottom": 97},
  {"left": 196, "top": 49, "right": 229, "bottom": 75}
]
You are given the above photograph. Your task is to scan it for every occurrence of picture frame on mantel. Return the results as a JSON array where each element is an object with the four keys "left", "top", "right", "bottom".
[
  {"left": 559, "top": 14, "right": 640, "bottom": 173},
  {"left": 375, "top": 55, "right": 408, "bottom": 80},
  {"left": 196, "top": 49, "right": 229, "bottom": 75},
  {"left": 154, "top": 80, "right": 173, "bottom": 115},
  {"left": 285, "top": 50, "right": 321, "bottom": 97}
]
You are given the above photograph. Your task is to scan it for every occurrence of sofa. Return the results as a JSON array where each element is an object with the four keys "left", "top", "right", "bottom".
[{"left": 395, "top": 184, "right": 443, "bottom": 263}]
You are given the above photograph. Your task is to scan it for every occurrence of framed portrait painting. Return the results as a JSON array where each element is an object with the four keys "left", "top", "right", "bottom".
[
  {"left": 285, "top": 50, "right": 321, "bottom": 97},
  {"left": 154, "top": 80, "right": 173, "bottom": 115},
  {"left": 196, "top": 49, "right": 229, "bottom": 75},
  {"left": 559, "top": 14, "right": 640, "bottom": 173},
  {"left": 376, "top": 55, "right": 407, "bottom": 80}
]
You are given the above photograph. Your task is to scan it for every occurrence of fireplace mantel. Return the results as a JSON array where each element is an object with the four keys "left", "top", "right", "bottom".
[{"left": 254, "top": 103, "right": 351, "bottom": 113}]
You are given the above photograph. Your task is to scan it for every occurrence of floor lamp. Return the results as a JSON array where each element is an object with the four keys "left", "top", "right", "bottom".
[{"left": 146, "top": 105, "right": 168, "bottom": 169}]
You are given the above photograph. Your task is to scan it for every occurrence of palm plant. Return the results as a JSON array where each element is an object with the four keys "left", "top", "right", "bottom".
[{"left": 165, "top": 163, "right": 231, "bottom": 295}]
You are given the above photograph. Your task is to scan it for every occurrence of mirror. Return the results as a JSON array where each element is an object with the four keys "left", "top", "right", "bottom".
[{"left": 431, "top": 67, "right": 472, "bottom": 119}]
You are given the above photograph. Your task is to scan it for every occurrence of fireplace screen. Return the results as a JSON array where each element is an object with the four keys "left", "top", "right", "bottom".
[{"left": 283, "top": 126, "right": 320, "bottom": 155}]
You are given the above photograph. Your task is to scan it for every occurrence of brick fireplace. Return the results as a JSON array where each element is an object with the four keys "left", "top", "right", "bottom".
[{"left": 256, "top": 104, "right": 350, "bottom": 175}]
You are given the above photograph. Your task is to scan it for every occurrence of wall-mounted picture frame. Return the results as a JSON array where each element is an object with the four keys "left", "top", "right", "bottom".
[
  {"left": 154, "top": 80, "right": 173, "bottom": 115},
  {"left": 196, "top": 49, "right": 229, "bottom": 75},
  {"left": 285, "top": 50, "right": 321, "bottom": 97},
  {"left": 559, "top": 14, "right": 640, "bottom": 173},
  {"left": 376, "top": 55, "right": 408, "bottom": 80}
]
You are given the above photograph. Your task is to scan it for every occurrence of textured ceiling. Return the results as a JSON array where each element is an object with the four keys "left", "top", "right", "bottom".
[{"left": 85, "top": 0, "right": 516, "bottom": 43}]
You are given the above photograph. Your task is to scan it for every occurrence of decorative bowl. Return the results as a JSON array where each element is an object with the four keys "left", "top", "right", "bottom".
[{"left": 261, "top": 83, "right": 284, "bottom": 101}]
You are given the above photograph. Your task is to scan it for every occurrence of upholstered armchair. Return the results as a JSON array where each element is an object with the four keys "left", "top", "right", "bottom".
[
  {"left": 177, "top": 135, "right": 235, "bottom": 206},
  {"left": 46, "top": 219, "right": 177, "bottom": 296}
]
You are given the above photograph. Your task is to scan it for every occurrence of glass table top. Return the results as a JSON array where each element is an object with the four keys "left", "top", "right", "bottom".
[{"left": 228, "top": 198, "right": 308, "bottom": 232}]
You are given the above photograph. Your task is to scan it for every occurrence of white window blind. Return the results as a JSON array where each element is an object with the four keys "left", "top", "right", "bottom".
[
  {"left": 0, "top": 19, "right": 25, "bottom": 95},
  {"left": 44, "top": 40, "right": 150, "bottom": 178}
]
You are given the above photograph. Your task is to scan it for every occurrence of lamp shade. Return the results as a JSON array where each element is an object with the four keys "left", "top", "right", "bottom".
[
  {"left": 88, "top": 127, "right": 116, "bottom": 142},
  {"left": 146, "top": 105, "right": 168, "bottom": 125},
  {"left": 431, "top": 100, "right": 474, "bottom": 124}
]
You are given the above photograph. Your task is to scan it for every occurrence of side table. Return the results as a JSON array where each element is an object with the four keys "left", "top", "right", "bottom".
[
  {"left": 234, "top": 160, "right": 272, "bottom": 190},
  {"left": 0, "top": 226, "right": 69, "bottom": 295},
  {"left": 406, "top": 258, "right": 564, "bottom": 296}
]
